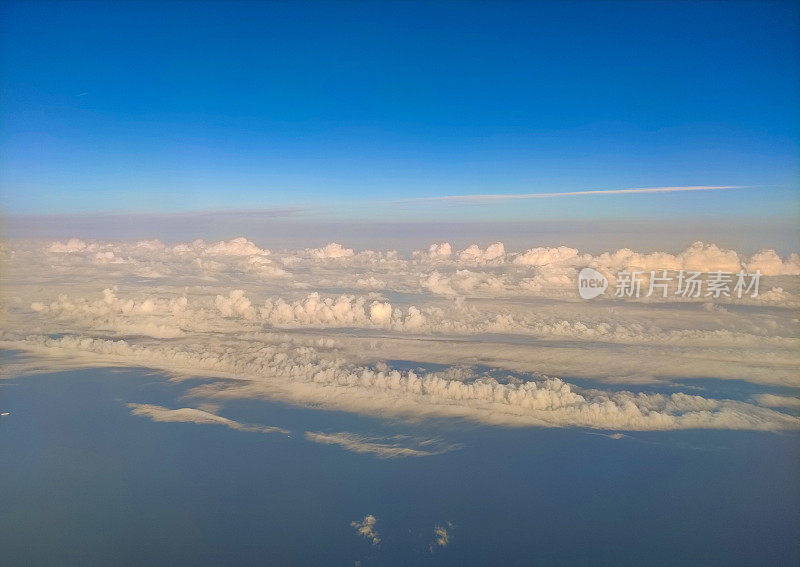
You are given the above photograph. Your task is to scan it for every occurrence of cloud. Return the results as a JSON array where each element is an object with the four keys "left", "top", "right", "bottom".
[
  {"left": 457, "top": 242, "right": 506, "bottom": 263},
  {"left": 513, "top": 246, "right": 580, "bottom": 266},
  {"left": 216, "top": 289, "right": 257, "bottom": 320},
  {"left": 203, "top": 237, "right": 270, "bottom": 256},
  {"left": 305, "top": 242, "right": 354, "bottom": 259},
  {"left": 589, "top": 241, "right": 743, "bottom": 273},
  {"left": 30, "top": 288, "right": 189, "bottom": 338},
  {"left": 239, "top": 255, "right": 287, "bottom": 277},
  {"left": 34, "top": 285, "right": 797, "bottom": 353},
  {"left": 4, "top": 236, "right": 800, "bottom": 432},
  {"left": 304, "top": 432, "right": 458, "bottom": 458},
  {"left": 127, "top": 403, "right": 290, "bottom": 434},
  {"left": 25, "top": 236, "right": 800, "bottom": 305},
  {"left": 753, "top": 394, "right": 800, "bottom": 409},
  {"left": 47, "top": 238, "right": 88, "bottom": 253},
  {"left": 413, "top": 242, "right": 453, "bottom": 261},
  {"left": 9, "top": 333, "right": 794, "bottom": 431},
  {"left": 746, "top": 250, "right": 800, "bottom": 276},
  {"left": 351, "top": 515, "right": 380, "bottom": 545},
  {"left": 356, "top": 276, "right": 387, "bottom": 288},
  {"left": 422, "top": 270, "right": 506, "bottom": 296},
  {"left": 410, "top": 185, "right": 746, "bottom": 202},
  {"left": 430, "top": 523, "right": 453, "bottom": 551}
]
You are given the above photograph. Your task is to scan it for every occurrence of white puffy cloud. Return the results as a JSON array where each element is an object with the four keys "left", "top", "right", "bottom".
[
  {"left": 457, "top": 242, "right": 506, "bottom": 263},
  {"left": 305, "top": 242, "right": 354, "bottom": 259},
  {"left": 422, "top": 270, "right": 506, "bottom": 296},
  {"left": 216, "top": 290, "right": 257, "bottom": 320},
  {"left": 678, "top": 242, "right": 742, "bottom": 272},
  {"left": 590, "top": 242, "right": 743, "bottom": 274},
  {"left": 259, "top": 293, "right": 373, "bottom": 326},
  {"left": 239, "top": 255, "right": 287, "bottom": 277},
  {"left": 29, "top": 288, "right": 188, "bottom": 338},
  {"left": 351, "top": 515, "right": 380, "bottom": 545},
  {"left": 416, "top": 242, "right": 452, "bottom": 260},
  {"left": 47, "top": 238, "right": 89, "bottom": 253},
  {"left": 204, "top": 237, "right": 269, "bottom": 256},
  {"left": 369, "top": 301, "right": 392, "bottom": 324},
  {"left": 746, "top": 250, "right": 800, "bottom": 276},
  {"left": 513, "top": 246, "right": 580, "bottom": 266}
]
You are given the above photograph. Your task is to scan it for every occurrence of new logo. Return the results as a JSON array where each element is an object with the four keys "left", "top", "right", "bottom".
[{"left": 577, "top": 267, "right": 608, "bottom": 299}]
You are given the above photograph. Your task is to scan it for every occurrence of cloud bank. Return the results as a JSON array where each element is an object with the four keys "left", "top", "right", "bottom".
[{"left": 2, "top": 237, "right": 798, "bottom": 433}]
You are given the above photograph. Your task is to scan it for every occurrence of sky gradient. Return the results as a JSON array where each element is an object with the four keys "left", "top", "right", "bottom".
[{"left": 1, "top": 0, "right": 798, "bottom": 223}]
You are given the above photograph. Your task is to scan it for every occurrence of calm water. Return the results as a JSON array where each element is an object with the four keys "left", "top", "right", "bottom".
[{"left": 1, "top": 367, "right": 798, "bottom": 566}]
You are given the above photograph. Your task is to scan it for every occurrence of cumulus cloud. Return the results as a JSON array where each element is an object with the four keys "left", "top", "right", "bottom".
[
  {"left": 369, "top": 301, "right": 392, "bottom": 324},
  {"left": 30, "top": 288, "right": 188, "bottom": 338},
  {"left": 513, "top": 246, "right": 580, "bottom": 266},
  {"left": 203, "top": 237, "right": 269, "bottom": 256},
  {"left": 746, "top": 250, "right": 800, "bottom": 276},
  {"left": 127, "top": 403, "right": 290, "bottom": 434},
  {"left": 457, "top": 242, "right": 506, "bottom": 263},
  {"left": 591, "top": 241, "right": 743, "bottom": 273},
  {"left": 239, "top": 255, "right": 287, "bottom": 277},
  {"left": 414, "top": 242, "right": 452, "bottom": 260},
  {"left": 47, "top": 238, "right": 88, "bottom": 253},
  {"left": 351, "top": 515, "right": 380, "bottom": 545},
  {"left": 304, "top": 432, "right": 457, "bottom": 458},
  {"left": 216, "top": 289, "right": 257, "bottom": 320},
  {"left": 305, "top": 242, "right": 354, "bottom": 259},
  {"left": 422, "top": 270, "right": 506, "bottom": 296}
]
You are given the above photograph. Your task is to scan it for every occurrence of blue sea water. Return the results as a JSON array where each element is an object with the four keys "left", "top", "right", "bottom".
[{"left": 0, "top": 366, "right": 798, "bottom": 566}]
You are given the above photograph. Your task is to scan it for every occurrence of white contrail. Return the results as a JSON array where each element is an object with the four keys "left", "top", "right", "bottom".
[{"left": 408, "top": 185, "right": 747, "bottom": 202}]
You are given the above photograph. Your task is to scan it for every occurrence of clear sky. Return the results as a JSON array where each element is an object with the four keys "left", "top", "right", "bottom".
[{"left": 1, "top": 0, "right": 798, "bottom": 223}]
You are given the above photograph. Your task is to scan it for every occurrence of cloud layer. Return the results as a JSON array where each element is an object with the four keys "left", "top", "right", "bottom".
[{"left": 2, "top": 237, "right": 798, "bottom": 433}]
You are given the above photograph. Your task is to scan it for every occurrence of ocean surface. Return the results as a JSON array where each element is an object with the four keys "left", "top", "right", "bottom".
[{"left": 1, "top": 366, "right": 798, "bottom": 566}]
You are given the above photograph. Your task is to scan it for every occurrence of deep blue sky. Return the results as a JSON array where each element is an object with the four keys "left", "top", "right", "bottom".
[{"left": 1, "top": 0, "right": 798, "bottom": 222}]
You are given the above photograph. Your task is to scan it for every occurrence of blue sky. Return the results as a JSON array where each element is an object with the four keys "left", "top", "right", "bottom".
[{"left": 1, "top": 0, "right": 798, "bottom": 222}]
